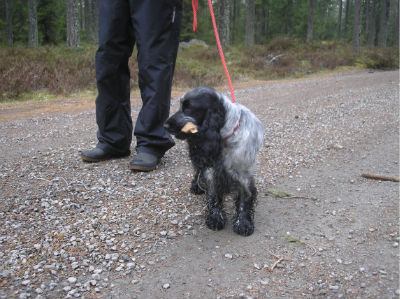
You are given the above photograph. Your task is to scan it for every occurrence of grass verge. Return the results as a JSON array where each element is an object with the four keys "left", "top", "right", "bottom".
[{"left": 0, "top": 38, "right": 398, "bottom": 103}]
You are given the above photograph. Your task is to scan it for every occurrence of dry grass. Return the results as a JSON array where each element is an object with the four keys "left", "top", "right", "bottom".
[{"left": 0, "top": 39, "right": 398, "bottom": 102}]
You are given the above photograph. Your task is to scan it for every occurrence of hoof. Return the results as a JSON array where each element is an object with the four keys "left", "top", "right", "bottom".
[{"left": 206, "top": 208, "right": 225, "bottom": 231}]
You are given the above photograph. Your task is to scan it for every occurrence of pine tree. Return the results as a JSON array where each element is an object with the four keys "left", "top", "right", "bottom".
[
  {"left": 337, "top": 0, "right": 342, "bottom": 39},
  {"left": 218, "top": 0, "right": 230, "bottom": 47},
  {"left": 66, "top": 0, "right": 80, "bottom": 47},
  {"left": 245, "top": 0, "right": 255, "bottom": 45},
  {"left": 352, "top": 0, "right": 361, "bottom": 52},
  {"left": 367, "top": 0, "right": 376, "bottom": 45},
  {"left": 377, "top": 0, "right": 390, "bottom": 47},
  {"left": 307, "top": 0, "right": 314, "bottom": 41},
  {"left": 5, "top": 0, "right": 13, "bottom": 45},
  {"left": 28, "top": 0, "right": 39, "bottom": 47}
]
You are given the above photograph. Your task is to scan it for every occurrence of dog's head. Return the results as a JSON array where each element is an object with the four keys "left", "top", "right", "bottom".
[{"left": 164, "top": 86, "right": 226, "bottom": 140}]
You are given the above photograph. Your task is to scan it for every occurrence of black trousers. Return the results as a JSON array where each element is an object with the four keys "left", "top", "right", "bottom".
[{"left": 95, "top": 0, "right": 182, "bottom": 157}]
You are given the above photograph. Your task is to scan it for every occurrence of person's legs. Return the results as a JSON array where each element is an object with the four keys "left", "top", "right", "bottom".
[
  {"left": 130, "top": 0, "right": 182, "bottom": 159},
  {"left": 95, "top": 0, "right": 134, "bottom": 155}
]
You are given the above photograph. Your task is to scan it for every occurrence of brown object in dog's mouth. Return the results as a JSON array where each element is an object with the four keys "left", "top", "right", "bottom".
[{"left": 181, "top": 122, "right": 198, "bottom": 134}]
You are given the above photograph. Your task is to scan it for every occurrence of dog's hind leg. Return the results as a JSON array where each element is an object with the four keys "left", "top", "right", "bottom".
[
  {"left": 190, "top": 168, "right": 205, "bottom": 195},
  {"left": 204, "top": 168, "right": 226, "bottom": 231},
  {"left": 233, "top": 175, "right": 257, "bottom": 236}
]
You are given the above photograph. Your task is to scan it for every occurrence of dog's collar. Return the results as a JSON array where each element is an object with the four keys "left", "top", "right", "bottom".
[{"left": 222, "top": 112, "right": 241, "bottom": 141}]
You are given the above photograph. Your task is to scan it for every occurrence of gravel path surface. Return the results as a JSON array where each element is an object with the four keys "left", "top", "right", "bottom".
[{"left": 0, "top": 70, "right": 398, "bottom": 299}]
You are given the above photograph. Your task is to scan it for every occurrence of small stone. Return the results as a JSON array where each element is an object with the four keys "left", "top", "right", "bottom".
[
  {"left": 329, "top": 285, "right": 339, "bottom": 291},
  {"left": 0, "top": 270, "right": 12, "bottom": 278},
  {"left": 260, "top": 279, "right": 269, "bottom": 285},
  {"left": 379, "top": 270, "right": 387, "bottom": 275},
  {"left": 94, "top": 268, "right": 103, "bottom": 274},
  {"left": 21, "top": 280, "right": 31, "bottom": 286},
  {"left": 167, "top": 230, "right": 177, "bottom": 237},
  {"left": 92, "top": 273, "right": 101, "bottom": 280},
  {"left": 224, "top": 253, "right": 233, "bottom": 259},
  {"left": 162, "top": 283, "right": 170, "bottom": 289},
  {"left": 395, "top": 289, "right": 400, "bottom": 295},
  {"left": 359, "top": 267, "right": 365, "bottom": 272},
  {"left": 68, "top": 277, "right": 77, "bottom": 284},
  {"left": 360, "top": 283, "right": 366, "bottom": 288},
  {"left": 392, "top": 242, "right": 399, "bottom": 248},
  {"left": 63, "top": 286, "right": 72, "bottom": 292},
  {"left": 89, "top": 280, "right": 97, "bottom": 286},
  {"left": 35, "top": 288, "right": 43, "bottom": 294},
  {"left": 254, "top": 263, "right": 261, "bottom": 270}
]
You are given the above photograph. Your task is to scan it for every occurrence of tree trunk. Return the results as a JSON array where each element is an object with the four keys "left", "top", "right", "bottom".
[
  {"left": 84, "top": 0, "right": 92, "bottom": 43},
  {"left": 352, "top": 0, "right": 362, "bottom": 52},
  {"left": 284, "top": 0, "right": 293, "bottom": 35},
  {"left": 245, "top": 0, "right": 255, "bottom": 45},
  {"left": 378, "top": 0, "right": 390, "bottom": 47},
  {"left": 394, "top": 0, "right": 399, "bottom": 47},
  {"left": 337, "top": 0, "right": 343, "bottom": 39},
  {"left": 307, "top": 0, "right": 314, "bottom": 41},
  {"left": 28, "top": 0, "right": 39, "bottom": 48},
  {"left": 364, "top": 0, "right": 370, "bottom": 44},
  {"left": 343, "top": 0, "right": 350, "bottom": 41},
  {"left": 80, "top": 0, "right": 84, "bottom": 33},
  {"left": 67, "top": 0, "right": 80, "bottom": 47},
  {"left": 367, "top": 0, "right": 376, "bottom": 45},
  {"left": 5, "top": 0, "right": 13, "bottom": 46},
  {"left": 217, "top": 0, "right": 230, "bottom": 48},
  {"left": 91, "top": 0, "right": 98, "bottom": 44},
  {"left": 231, "top": 0, "right": 238, "bottom": 44}
]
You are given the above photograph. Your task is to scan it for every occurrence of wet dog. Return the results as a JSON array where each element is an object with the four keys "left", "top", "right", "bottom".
[{"left": 164, "top": 87, "right": 263, "bottom": 236}]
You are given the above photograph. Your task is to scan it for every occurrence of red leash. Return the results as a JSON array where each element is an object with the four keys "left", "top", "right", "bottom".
[{"left": 192, "top": 0, "right": 235, "bottom": 103}]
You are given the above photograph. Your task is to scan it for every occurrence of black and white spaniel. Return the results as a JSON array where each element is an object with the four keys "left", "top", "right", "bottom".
[{"left": 164, "top": 86, "right": 264, "bottom": 236}]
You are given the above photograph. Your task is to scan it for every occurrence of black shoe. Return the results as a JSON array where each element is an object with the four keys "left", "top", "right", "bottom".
[
  {"left": 129, "top": 151, "right": 161, "bottom": 172},
  {"left": 81, "top": 147, "right": 130, "bottom": 162}
]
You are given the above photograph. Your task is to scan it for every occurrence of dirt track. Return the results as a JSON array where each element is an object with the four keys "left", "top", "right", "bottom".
[{"left": 0, "top": 70, "right": 398, "bottom": 299}]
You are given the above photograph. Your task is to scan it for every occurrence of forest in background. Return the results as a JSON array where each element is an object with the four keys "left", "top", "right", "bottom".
[
  {"left": 0, "top": 0, "right": 398, "bottom": 102},
  {"left": 0, "top": 0, "right": 398, "bottom": 48}
]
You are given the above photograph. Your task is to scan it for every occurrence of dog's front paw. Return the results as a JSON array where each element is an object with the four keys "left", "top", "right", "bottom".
[
  {"left": 190, "top": 180, "right": 205, "bottom": 195},
  {"left": 233, "top": 214, "right": 254, "bottom": 236},
  {"left": 206, "top": 208, "right": 225, "bottom": 231}
]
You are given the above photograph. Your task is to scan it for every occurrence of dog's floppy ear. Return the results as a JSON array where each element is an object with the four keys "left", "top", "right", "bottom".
[
  {"left": 196, "top": 100, "right": 225, "bottom": 164},
  {"left": 200, "top": 99, "right": 225, "bottom": 133}
]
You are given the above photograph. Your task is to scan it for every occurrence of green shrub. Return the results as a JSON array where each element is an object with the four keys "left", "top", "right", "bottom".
[{"left": 361, "top": 47, "right": 399, "bottom": 70}]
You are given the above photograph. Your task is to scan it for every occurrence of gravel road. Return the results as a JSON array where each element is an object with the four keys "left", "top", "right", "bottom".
[{"left": 0, "top": 70, "right": 398, "bottom": 299}]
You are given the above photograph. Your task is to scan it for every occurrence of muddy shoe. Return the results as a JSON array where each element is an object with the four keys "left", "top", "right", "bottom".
[
  {"left": 129, "top": 151, "right": 160, "bottom": 172},
  {"left": 81, "top": 147, "right": 130, "bottom": 162}
]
